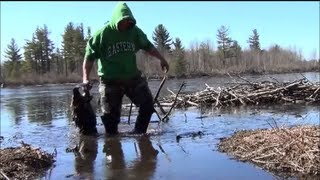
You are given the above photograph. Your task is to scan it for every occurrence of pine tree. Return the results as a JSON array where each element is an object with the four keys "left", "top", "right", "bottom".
[
  {"left": 73, "top": 23, "right": 86, "bottom": 73},
  {"left": 152, "top": 24, "right": 172, "bottom": 53},
  {"left": 229, "top": 40, "right": 242, "bottom": 66},
  {"left": 216, "top": 25, "right": 233, "bottom": 61},
  {"left": 51, "top": 48, "right": 64, "bottom": 74},
  {"left": 173, "top": 38, "right": 186, "bottom": 77},
  {"left": 23, "top": 34, "right": 38, "bottom": 74},
  {"left": 62, "top": 22, "right": 75, "bottom": 76},
  {"left": 248, "top": 29, "right": 261, "bottom": 52},
  {"left": 42, "top": 25, "right": 54, "bottom": 73},
  {"left": 62, "top": 22, "right": 87, "bottom": 75},
  {"left": 4, "top": 38, "right": 22, "bottom": 62},
  {"left": 23, "top": 25, "right": 54, "bottom": 75},
  {"left": 230, "top": 40, "right": 242, "bottom": 58},
  {"left": 3, "top": 38, "right": 22, "bottom": 78}
]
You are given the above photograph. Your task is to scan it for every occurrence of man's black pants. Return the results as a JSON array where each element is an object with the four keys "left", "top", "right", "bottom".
[{"left": 99, "top": 75, "right": 154, "bottom": 134}]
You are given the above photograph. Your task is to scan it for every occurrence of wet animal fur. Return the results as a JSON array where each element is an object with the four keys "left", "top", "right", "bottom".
[{"left": 71, "top": 87, "right": 97, "bottom": 135}]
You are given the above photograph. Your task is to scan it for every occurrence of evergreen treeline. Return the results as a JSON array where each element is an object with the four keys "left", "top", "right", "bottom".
[{"left": 1, "top": 23, "right": 319, "bottom": 86}]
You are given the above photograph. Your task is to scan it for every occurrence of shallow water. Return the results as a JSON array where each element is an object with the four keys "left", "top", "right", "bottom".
[{"left": 0, "top": 72, "right": 319, "bottom": 180}]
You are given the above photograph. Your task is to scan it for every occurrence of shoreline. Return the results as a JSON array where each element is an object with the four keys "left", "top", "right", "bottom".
[{"left": 1, "top": 70, "right": 319, "bottom": 88}]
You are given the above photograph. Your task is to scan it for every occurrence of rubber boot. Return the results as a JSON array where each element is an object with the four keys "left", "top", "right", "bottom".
[
  {"left": 101, "top": 115, "right": 119, "bottom": 135},
  {"left": 133, "top": 106, "right": 154, "bottom": 134}
]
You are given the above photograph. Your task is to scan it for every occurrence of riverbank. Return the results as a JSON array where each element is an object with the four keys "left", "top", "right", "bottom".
[{"left": 1, "top": 70, "right": 319, "bottom": 88}]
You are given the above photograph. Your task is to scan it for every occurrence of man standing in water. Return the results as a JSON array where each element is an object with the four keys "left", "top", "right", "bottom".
[{"left": 82, "top": 2, "right": 169, "bottom": 135}]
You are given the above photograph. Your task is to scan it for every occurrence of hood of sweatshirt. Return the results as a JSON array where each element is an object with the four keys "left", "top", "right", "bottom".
[{"left": 110, "top": 2, "right": 136, "bottom": 31}]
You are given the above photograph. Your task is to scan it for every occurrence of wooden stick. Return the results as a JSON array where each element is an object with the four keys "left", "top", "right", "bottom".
[
  {"left": 153, "top": 74, "right": 167, "bottom": 104},
  {"left": 134, "top": 142, "right": 139, "bottom": 156},
  {"left": 166, "top": 87, "right": 176, "bottom": 96},
  {"left": 154, "top": 109, "right": 162, "bottom": 122},
  {"left": 246, "top": 81, "right": 301, "bottom": 97},
  {"left": 269, "top": 76, "right": 280, "bottom": 83},
  {"left": 163, "top": 82, "right": 186, "bottom": 122},
  {"left": 226, "top": 89, "right": 245, "bottom": 105},
  {"left": 299, "top": 73, "right": 313, "bottom": 85},
  {"left": 236, "top": 74, "right": 254, "bottom": 86},
  {"left": 0, "top": 170, "right": 10, "bottom": 180},
  {"left": 151, "top": 73, "right": 168, "bottom": 122},
  {"left": 309, "top": 86, "right": 320, "bottom": 98},
  {"left": 155, "top": 100, "right": 167, "bottom": 114},
  {"left": 127, "top": 102, "right": 133, "bottom": 125}
]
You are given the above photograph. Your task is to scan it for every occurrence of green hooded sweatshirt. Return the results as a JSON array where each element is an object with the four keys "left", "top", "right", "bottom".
[{"left": 85, "top": 2, "right": 154, "bottom": 80}]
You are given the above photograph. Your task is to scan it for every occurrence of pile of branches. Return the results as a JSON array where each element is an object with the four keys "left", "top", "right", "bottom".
[
  {"left": 159, "top": 78, "right": 320, "bottom": 108},
  {"left": 0, "top": 142, "right": 56, "bottom": 180},
  {"left": 217, "top": 125, "right": 320, "bottom": 176}
]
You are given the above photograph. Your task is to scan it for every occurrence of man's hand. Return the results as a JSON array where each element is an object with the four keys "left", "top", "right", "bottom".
[
  {"left": 82, "top": 57, "right": 94, "bottom": 91},
  {"left": 160, "top": 59, "right": 169, "bottom": 73},
  {"left": 146, "top": 47, "right": 170, "bottom": 73},
  {"left": 82, "top": 79, "right": 92, "bottom": 91}
]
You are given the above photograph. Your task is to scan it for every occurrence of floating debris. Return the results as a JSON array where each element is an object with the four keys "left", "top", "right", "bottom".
[{"left": 176, "top": 131, "right": 204, "bottom": 142}]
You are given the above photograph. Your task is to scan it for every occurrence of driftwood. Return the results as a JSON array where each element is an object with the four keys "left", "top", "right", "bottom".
[
  {"left": 159, "top": 78, "right": 320, "bottom": 108},
  {"left": 218, "top": 125, "right": 320, "bottom": 176}
]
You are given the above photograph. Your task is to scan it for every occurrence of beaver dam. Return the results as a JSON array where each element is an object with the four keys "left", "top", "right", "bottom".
[
  {"left": 0, "top": 142, "right": 56, "bottom": 180},
  {"left": 158, "top": 77, "right": 319, "bottom": 110},
  {"left": 218, "top": 125, "right": 320, "bottom": 177}
]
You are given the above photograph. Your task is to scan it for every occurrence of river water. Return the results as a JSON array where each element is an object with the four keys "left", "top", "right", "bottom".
[{"left": 0, "top": 72, "right": 319, "bottom": 180}]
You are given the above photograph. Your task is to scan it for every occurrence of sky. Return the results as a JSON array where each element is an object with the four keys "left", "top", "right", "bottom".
[{"left": 1, "top": 1, "right": 319, "bottom": 61}]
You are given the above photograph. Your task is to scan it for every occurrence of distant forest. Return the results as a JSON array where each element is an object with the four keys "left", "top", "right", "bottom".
[{"left": 1, "top": 22, "right": 319, "bottom": 86}]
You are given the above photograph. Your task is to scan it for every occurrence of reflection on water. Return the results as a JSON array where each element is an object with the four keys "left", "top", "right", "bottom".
[
  {"left": 5, "top": 100, "right": 24, "bottom": 125},
  {"left": 74, "top": 135, "right": 98, "bottom": 179},
  {"left": 102, "top": 136, "right": 158, "bottom": 180},
  {"left": 1, "top": 91, "right": 71, "bottom": 126},
  {"left": 0, "top": 72, "right": 319, "bottom": 179}
]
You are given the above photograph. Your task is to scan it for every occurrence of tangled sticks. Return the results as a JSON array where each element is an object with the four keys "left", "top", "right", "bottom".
[{"left": 159, "top": 77, "right": 320, "bottom": 108}]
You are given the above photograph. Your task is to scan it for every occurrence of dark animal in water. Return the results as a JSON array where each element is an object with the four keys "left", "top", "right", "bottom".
[{"left": 70, "top": 87, "right": 97, "bottom": 135}]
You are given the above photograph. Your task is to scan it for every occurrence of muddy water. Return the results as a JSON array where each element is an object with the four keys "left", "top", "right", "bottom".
[{"left": 0, "top": 72, "right": 319, "bottom": 180}]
